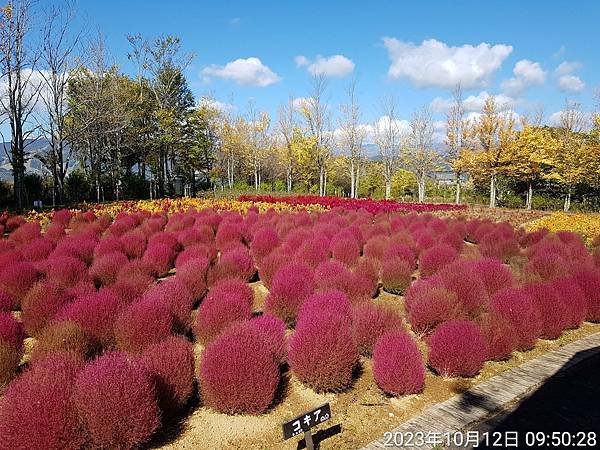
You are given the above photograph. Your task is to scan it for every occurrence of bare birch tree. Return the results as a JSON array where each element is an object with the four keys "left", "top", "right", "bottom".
[
  {"left": 404, "top": 105, "right": 437, "bottom": 202},
  {"left": 38, "top": 0, "right": 84, "bottom": 205},
  {"left": 373, "top": 95, "right": 401, "bottom": 199},
  {"left": 277, "top": 96, "right": 296, "bottom": 192},
  {"left": 0, "top": 0, "right": 42, "bottom": 208},
  {"left": 338, "top": 81, "right": 364, "bottom": 198},
  {"left": 444, "top": 84, "right": 469, "bottom": 204}
]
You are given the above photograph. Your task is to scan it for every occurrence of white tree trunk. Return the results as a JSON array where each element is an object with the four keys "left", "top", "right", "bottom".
[
  {"left": 455, "top": 176, "right": 461, "bottom": 204},
  {"left": 350, "top": 160, "right": 355, "bottom": 199},
  {"left": 526, "top": 181, "right": 533, "bottom": 210},
  {"left": 489, "top": 174, "right": 497, "bottom": 208},
  {"left": 563, "top": 188, "right": 572, "bottom": 212}
]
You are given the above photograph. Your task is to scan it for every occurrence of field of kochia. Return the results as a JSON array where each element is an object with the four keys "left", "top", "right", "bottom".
[{"left": 0, "top": 196, "right": 599, "bottom": 449}]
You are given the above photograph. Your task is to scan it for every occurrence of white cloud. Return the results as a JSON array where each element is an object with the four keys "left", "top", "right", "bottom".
[
  {"left": 198, "top": 97, "right": 236, "bottom": 112},
  {"left": 501, "top": 59, "right": 546, "bottom": 95},
  {"left": 201, "top": 57, "right": 281, "bottom": 87},
  {"left": 557, "top": 75, "right": 585, "bottom": 93},
  {"left": 431, "top": 91, "right": 517, "bottom": 113},
  {"left": 554, "top": 61, "right": 585, "bottom": 93},
  {"left": 294, "top": 55, "right": 309, "bottom": 67},
  {"left": 296, "top": 54, "right": 355, "bottom": 77},
  {"left": 383, "top": 37, "right": 512, "bottom": 88},
  {"left": 291, "top": 96, "right": 310, "bottom": 111}
]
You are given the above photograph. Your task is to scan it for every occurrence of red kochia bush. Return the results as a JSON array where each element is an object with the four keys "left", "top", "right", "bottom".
[
  {"left": 175, "top": 244, "right": 216, "bottom": 269},
  {"left": 257, "top": 249, "right": 288, "bottom": 288},
  {"left": 21, "top": 238, "right": 54, "bottom": 261},
  {"left": 0, "top": 290, "right": 13, "bottom": 311},
  {"left": 209, "top": 246, "right": 255, "bottom": 284},
  {"left": 478, "top": 312, "right": 518, "bottom": 361},
  {"left": 490, "top": 287, "right": 542, "bottom": 351},
  {"left": 330, "top": 236, "right": 361, "bottom": 267},
  {"left": 288, "top": 313, "right": 358, "bottom": 392},
  {"left": 523, "top": 252, "right": 570, "bottom": 282},
  {"left": 199, "top": 331, "right": 279, "bottom": 414},
  {"left": 56, "top": 290, "right": 124, "bottom": 348},
  {"left": 21, "top": 281, "right": 69, "bottom": 336},
  {"left": 241, "top": 313, "right": 287, "bottom": 363},
  {"left": 469, "top": 258, "right": 515, "bottom": 295},
  {"left": 114, "top": 296, "right": 173, "bottom": 354},
  {"left": 73, "top": 352, "right": 160, "bottom": 448},
  {"left": 294, "top": 236, "right": 331, "bottom": 269},
  {"left": 0, "top": 353, "right": 85, "bottom": 450},
  {"left": 407, "top": 286, "right": 457, "bottom": 336},
  {"left": 352, "top": 303, "right": 403, "bottom": 356},
  {"left": 298, "top": 291, "right": 353, "bottom": 323},
  {"left": 523, "top": 282, "right": 569, "bottom": 339},
  {"left": 94, "top": 236, "right": 125, "bottom": 258},
  {"left": 571, "top": 268, "right": 600, "bottom": 322},
  {"left": 0, "top": 341, "right": 20, "bottom": 387},
  {"left": 142, "top": 243, "right": 176, "bottom": 277},
  {"left": 45, "top": 256, "right": 88, "bottom": 289},
  {"left": 9, "top": 221, "right": 41, "bottom": 244},
  {"left": 120, "top": 231, "right": 147, "bottom": 259},
  {"left": 30, "top": 321, "right": 92, "bottom": 364},
  {"left": 140, "top": 336, "right": 195, "bottom": 417},
  {"left": 373, "top": 331, "right": 425, "bottom": 395},
  {"left": 418, "top": 244, "right": 458, "bottom": 277},
  {"left": 551, "top": 276, "right": 587, "bottom": 329},
  {"left": 438, "top": 263, "right": 489, "bottom": 317},
  {"left": 144, "top": 277, "right": 195, "bottom": 331},
  {"left": 0, "top": 261, "right": 39, "bottom": 306},
  {"left": 89, "top": 251, "right": 129, "bottom": 286},
  {"left": 265, "top": 263, "right": 314, "bottom": 324},
  {"left": 250, "top": 227, "right": 279, "bottom": 261},
  {"left": 193, "top": 279, "right": 253, "bottom": 344},
  {"left": 176, "top": 257, "right": 210, "bottom": 300},
  {"left": 428, "top": 320, "right": 487, "bottom": 377},
  {"left": 0, "top": 312, "right": 25, "bottom": 351},
  {"left": 381, "top": 257, "right": 413, "bottom": 294}
]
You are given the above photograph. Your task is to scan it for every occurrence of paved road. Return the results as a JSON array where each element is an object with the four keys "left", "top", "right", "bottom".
[{"left": 459, "top": 348, "right": 600, "bottom": 449}]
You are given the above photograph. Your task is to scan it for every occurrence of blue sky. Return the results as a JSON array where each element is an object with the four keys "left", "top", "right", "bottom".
[{"left": 75, "top": 0, "right": 598, "bottom": 132}]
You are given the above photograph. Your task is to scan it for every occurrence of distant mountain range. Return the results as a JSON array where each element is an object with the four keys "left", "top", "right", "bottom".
[{"left": 0, "top": 139, "right": 54, "bottom": 182}]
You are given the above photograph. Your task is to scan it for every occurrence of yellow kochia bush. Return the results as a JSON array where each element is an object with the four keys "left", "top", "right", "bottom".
[{"left": 526, "top": 212, "right": 600, "bottom": 246}]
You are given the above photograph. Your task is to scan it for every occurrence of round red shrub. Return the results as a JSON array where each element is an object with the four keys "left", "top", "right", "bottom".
[
  {"left": 199, "top": 331, "right": 279, "bottom": 414},
  {"left": 30, "top": 321, "right": 92, "bottom": 364},
  {"left": 0, "top": 352, "right": 85, "bottom": 450},
  {"left": 419, "top": 244, "right": 458, "bottom": 277},
  {"left": 438, "top": 263, "right": 489, "bottom": 317},
  {"left": 89, "top": 251, "right": 129, "bottom": 286},
  {"left": 142, "top": 243, "right": 176, "bottom": 277},
  {"left": 428, "top": 320, "right": 487, "bottom": 377},
  {"left": 294, "top": 236, "right": 330, "bottom": 269},
  {"left": 73, "top": 352, "right": 160, "bottom": 448},
  {"left": 21, "top": 281, "right": 69, "bottom": 336},
  {"left": 193, "top": 279, "right": 253, "bottom": 344},
  {"left": 298, "top": 290, "right": 353, "bottom": 323},
  {"left": 478, "top": 312, "right": 518, "bottom": 361},
  {"left": 94, "top": 236, "right": 125, "bottom": 258},
  {"left": 144, "top": 277, "right": 194, "bottom": 331},
  {"left": 215, "top": 222, "right": 245, "bottom": 250},
  {"left": 45, "top": 256, "right": 88, "bottom": 289},
  {"left": 257, "top": 249, "right": 288, "bottom": 288},
  {"left": 0, "top": 290, "right": 13, "bottom": 312},
  {"left": 0, "top": 341, "right": 20, "bottom": 387},
  {"left": 175, "top": 244, "right": 216, "bottom": 269},
  {"left": 120, "top": 231, "right": 147, "bottom": 259},
  {"left": 5, "top": 215, "right": 26, "bottom": 232},
  {"left": 523, "top": 252, "right": 570, "bottom": 282},
  {"left": 209, "top": 246, "right": 255, "bottom": 284},
  {"left": 551, "top": 276, "right": 587, "bottom": 329},
  {"left": 363, "top": 235, "right": 389, "bottom": 261},
  {"left": 384, "top": 243, "right": 417, "bottom": 268},
  {"left": 242, "top": 313, "right": 287, "bottom": 363},
  {"left": 250, "top": 227, "right": 279, "bottom": 261},
  {"left": 478, "top": 231, "right": 520, "bottom": 262},
  {"left": 176, "top": 256, "right": 210, "bottom": 299},
  {"left": 140, "top": 336, "right": 195, "bottom": 417},
  {"left": 56, "top": 290, "right": 124, "bottom": 348},
  {"left": 407, "top": 285, "right": 457, "bottom": 336},
  {"left": 330, "top": 236, "right": 361, "bottom": 267},
  {"left": 469, "top": 258, "right": 515, "bottom": 295},
  {"left": 107, "top": 274, "right": 153, "bottom": 305},
  {"left": 0, "top": 312, "right": 25, "bottom": 351},
  {"left": 265, "top": 263, "right": 314, "bottom": 324},
  {"left": 288, "top": 313, "right": 358, "bottom": 392},
  {"left": 490, "top": 287, "right": 542, "bottom": 351},
  {"left": 570, "top": 268, "right": 600, "bottom": 322},
  {"left": 381, "top": 257, "right": 413, "bottom": 294},
  {"left": 0, "top": 261, "right": 40, "bottom": 306},
  {"left": 52, "top": 235, "right": 96, "bottom": 265},
  {"left": 373, "top": 330, "right": 425, "bottom": 395},
  {"left": 114, "top": 297, "right": 173, "bottom": 354},
  {"left": 9, "top": 221, "right": 41, "bottom": 244},
  {"left": 523, "top": 282, "right": 569, "bottom": 339},
  {"left": 352, "top": 303, "right": 403, "bottom": 356},
  {"left": 21, "top": 237, "right": 54, "bottom": 261}
]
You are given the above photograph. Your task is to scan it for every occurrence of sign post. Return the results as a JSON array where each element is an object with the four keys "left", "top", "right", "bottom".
[{"left": 282, "top": 403, "right": 331, "bottom": 450}]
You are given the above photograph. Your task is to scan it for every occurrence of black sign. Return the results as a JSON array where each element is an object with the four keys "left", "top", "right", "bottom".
[{"left": 282, "top": 403, "right": 332, "bottom": 440}]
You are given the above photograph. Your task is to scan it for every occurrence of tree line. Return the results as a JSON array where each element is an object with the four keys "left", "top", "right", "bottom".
[{"left": 1, "top": 0, "right": 599, "bottom": 211}]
